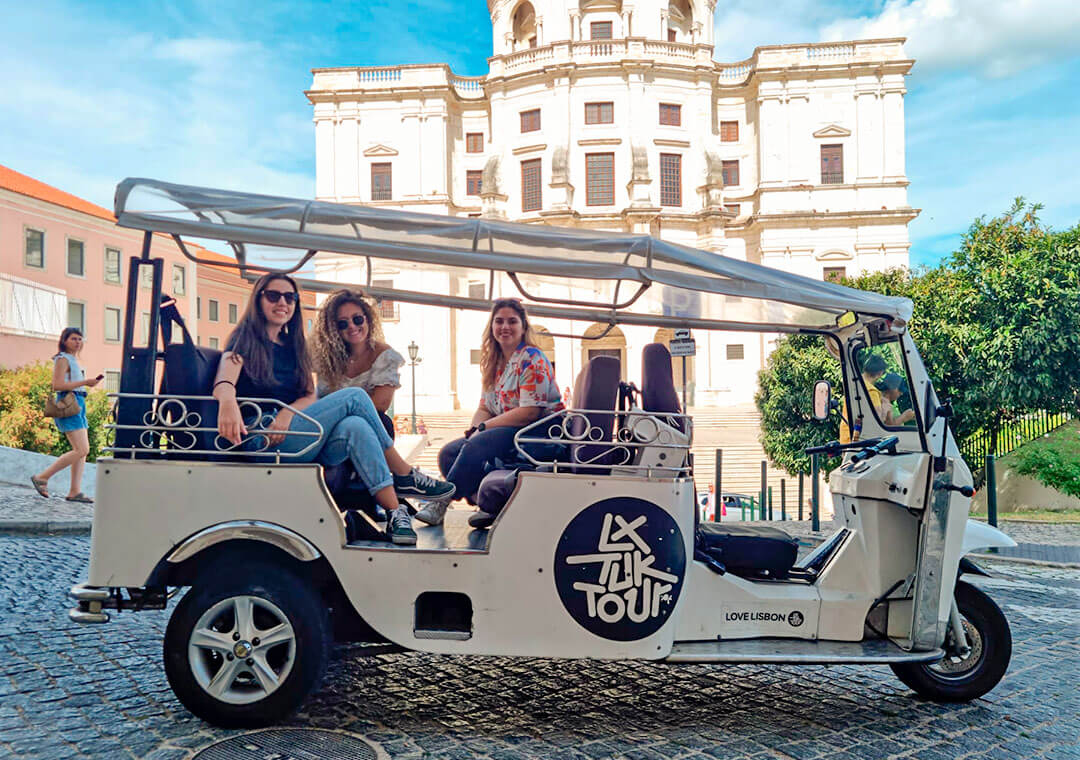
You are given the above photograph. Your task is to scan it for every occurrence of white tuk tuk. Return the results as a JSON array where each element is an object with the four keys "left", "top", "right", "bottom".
[{"left": 69, "top": 178, "right": 1016, "bottom": 728}]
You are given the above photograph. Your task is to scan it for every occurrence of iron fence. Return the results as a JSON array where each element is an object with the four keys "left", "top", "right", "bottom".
[{"left": 959, "top": 410, "right": 1071, "bottom": 482}]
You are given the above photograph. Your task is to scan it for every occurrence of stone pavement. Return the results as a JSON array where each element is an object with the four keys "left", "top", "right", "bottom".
[{"left": 1, "top": 534, "right": 1078, "bottom": 759}]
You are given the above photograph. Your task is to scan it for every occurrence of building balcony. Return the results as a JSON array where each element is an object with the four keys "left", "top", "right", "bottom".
[{"left": 309, "top": 64, "right": 487, "bottom": 101}]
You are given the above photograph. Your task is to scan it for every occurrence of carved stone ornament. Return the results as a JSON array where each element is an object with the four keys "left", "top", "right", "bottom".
[
  {"left": 631, "top": 144, "right": 650, "bottom": 181},
  {"left": 704, "top": 151, "right": 724, "bottom": 208},
  {"left": 551, "top": 145, "right": 569, "bottom": 183},
  {"left": 481, "top": 155, "right": 502, "bottom": 196}
]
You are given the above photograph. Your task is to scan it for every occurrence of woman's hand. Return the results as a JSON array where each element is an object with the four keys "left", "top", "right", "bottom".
[
  {"left": 217, "top": 399, "right": 247, "bottom": 447},
  {"left": 265, "top": 410, "right": 293, "bottom": 446},
  {"left": 85, "top": 376, "right": 101, "bottom": 388}
]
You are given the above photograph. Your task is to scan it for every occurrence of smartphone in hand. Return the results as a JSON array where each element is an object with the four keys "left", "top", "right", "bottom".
[{"left": 95, "top": 374, "right": 105, "bottom": 381}]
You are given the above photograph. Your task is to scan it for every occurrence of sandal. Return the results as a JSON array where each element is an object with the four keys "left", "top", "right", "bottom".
[
  {"left": 30, "top": 476, "right": 49, "bottom": 498},
  {"left": 65, "top": 493, "right": 94, "bottom": 504}
]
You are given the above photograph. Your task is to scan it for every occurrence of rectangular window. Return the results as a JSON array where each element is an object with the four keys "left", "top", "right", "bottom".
[
  {"left": 821, "top": 144, "right": 843, "bottom": 184},
  {"left": 667, "top": 28, "right": 677, "bottom": 42},
  {"left": 172, "top": 264, "right": 186, "bottom": 295},
  {"left": 67, "top": 301, "right": 85, "bottom": 332},
  {"left": 590, "top": 21, "right": 612, "bottom": 39},
  {"left": 823, "top": 266, "right": 847, "bottom": 282},
  {"left": 209, "top": 337, "right": 220, "bottom": 350},
  {"left": 520, "top": 108, "right": 541, "bottom": 133},
  {"left": 229, "top": 303, "right": 238, "bottom": 324},
  {"left": 659, "top": 103, "right": 681, "bottom": 126},
  {"left": 196, "top": 297, "right": 201, "bottom": 320},
  {"left": 140, "top": 312, "right": 150, "bottom": 344},
  {"left": 585, "top": 101, "right": 614, "bottom": 124},
  {"left": 104, "top": 371, "right": 121, "bottom": 394},
  {"left": 466, "top": 133, "right": 484, "bottom": 153},
  {"left": 105, "top": 247, "right": 121, "bottom": 284},
  {"left": 371, "top": 163, "right": 392, "bottom": 200},
  {"left": 139, "top": 265, "right": 154, "bottom": 290},
  {"left": 104, "top": 306, "right": 122, "bottom": 342},
  {"left": 66, "top": 239, "right": 85, "bottom": 276},
  {"left": 721, "top": 159, "right": 740, "bottom": 187},
  {"left": 529, "top": 36, "right": 537, "bottom": 48},
  {"left": 521, "top": 158, "right": 542, "bottom": 212},
  {"left": 470, "top": 349, "right": 483, "bottom": 365},
  {"left": 586, "top": 153, "right": 615, "bottom": 206},
  {"left": 468, "top": 281, "right": 486, "bottom": 300},
  {"left": 660, "top": 153, "right": 682, "bottom": 207},
  {"left": 726, "top": 344, "right": 745, "bottom": 360},
  {"left": 724, "top": 203, "right": 740, "bottom": 215},
  {"left": 208, "top": 299, "right": 219, "bottom": 322},
  {"left": 372, "top": 278, "right": 398, "bottom": 321},
  {"left": 720, "top": 120, "right": 739, "bottom": 142},
  {"left": 466, "top": 170, "right": 484, "bottom": 196},
  {"left": 24, "top": 228, "right": 44, "bottom": 268}
]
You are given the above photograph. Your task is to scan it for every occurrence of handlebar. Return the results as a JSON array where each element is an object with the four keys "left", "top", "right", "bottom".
[
  {"left": 804, "top": 438, "right": 883, "bottom": 457},
  {"left": 849, "top": 436, "right": 900, "bottom": 464},
  {"left": 936, "top": 482, "right": 975, "bottom": 498}
]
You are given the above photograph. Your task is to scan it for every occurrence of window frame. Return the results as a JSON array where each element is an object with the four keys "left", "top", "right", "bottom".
[
  {"left": 139, "top": 264, "right": 154, "bottom": 290},
  {"left": 724, "top": 203, "right": 740, "bottom": 216},
  {"left": 721, "top": 159, "right": 740, "bottom": 187},
  {"left": 208, "top": 299, "right": 220, "bottom": 323},
  {"left": 104, "top": 246, "right": 122, "bottom": 285},
  {"left": 172, "top": 263, "right": 186, "bottom": 296},
  {"left": 466, "top": 169, "right": 484, "bottom": 197},
  {"left": 590, "top": 20, "right": 613, "bottom": 40},
  {"left": 584, "top": 101, "right": 614, "bottom": 125},
  {"left": 659, "top": 103, "right": 682, "bottom": 127},
  {"left": 23, "top": 226, "right": 45, "bottom": 269},
  {"left": 520, "top": 158, "right": 542, "bottom": 212},
  {"left": 725, "top": 344, "right": 745, "bottom": 361},
  {"left": 104, "top": 370, "right": 121, "bottom": 394},
  {"left": 371, "top": 162, "right": 392, "bottom": 201},
  {"left": 228, "top": 303, "right": 238, "bottom": 324},
  {"left": 371, "top": 278, "right": 399, "bottom": 322},
  {"left": 720, "top": 120, "right": 739, "bottom": 142},
  {"left": 208, "top": 337, "right": 220, "bottom": 350},
  {"left": 823, "top": 266, "right": 847, "bottom": 282},
  {"left": 519, "top": 108, "right": 541, "bottom": 133},
  {"left": 585, "top": 152, "right": 615, "bottom": 207},
  {"left": 821, "top": 144, "right": 844, "bottom": 185},
  {"left": 67, "top": 300, "right": 86, "bottom": 333},
  {"left": 104, "top": 305, "right": 122, "bottom": 343},
  {"left": 659, "top": 153, "right": 682, "bottom": 207},
  {"left": 65, "top": 237, "right": 86, "bottom": 278},
  {"left": 465, "top": 132, "right": 484, "bottom": 153}
]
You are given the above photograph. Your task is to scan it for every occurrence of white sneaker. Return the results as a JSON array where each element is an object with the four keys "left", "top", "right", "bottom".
[{"left": 414, "top": 499, "right": 449, "bottom": 526}]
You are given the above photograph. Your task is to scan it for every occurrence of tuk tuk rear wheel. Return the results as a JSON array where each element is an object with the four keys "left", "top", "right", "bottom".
[
  {"left": 890, "top": 580, "right": 1011, "bottom": 702},
  {"left": 163, "top": 561, "right": 330, "bottom": 728}
]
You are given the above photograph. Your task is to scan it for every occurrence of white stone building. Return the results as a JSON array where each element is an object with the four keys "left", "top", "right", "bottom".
[{"left": 306, "top": 0, "right": 916, "bottom": 414}]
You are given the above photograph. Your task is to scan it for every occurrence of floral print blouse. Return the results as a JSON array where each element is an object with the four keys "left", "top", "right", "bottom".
[{"left": 483, "top": 343, "right": 564, "bottom": 417}]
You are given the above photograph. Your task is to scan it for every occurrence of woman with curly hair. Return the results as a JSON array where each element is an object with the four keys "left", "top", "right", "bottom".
[{"left": 310, "top": 289, "right": 404, "bottom": 437}]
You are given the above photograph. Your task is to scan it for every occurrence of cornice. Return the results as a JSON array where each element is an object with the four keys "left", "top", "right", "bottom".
[
  {"left": 512, "top": 143, "right": 547, "bottom": 155},
  {"left": 577, "top": 137, "right": 622, "bottom": 146},
  {"left": 653, "top": 138, "right": 691, "bottom": 148}
]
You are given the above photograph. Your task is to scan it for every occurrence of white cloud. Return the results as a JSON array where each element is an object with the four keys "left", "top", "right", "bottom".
[{"left": 823, "top": 0, "right": 1080, "bottom": 78}]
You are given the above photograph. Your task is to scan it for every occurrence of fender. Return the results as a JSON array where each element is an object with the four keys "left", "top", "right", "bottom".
[
  {"left": 961, "top": 519, "right": 1016, "bottom": 556},
  {"left": 166, "top": 520, "right": 322, "bottom": 564}
]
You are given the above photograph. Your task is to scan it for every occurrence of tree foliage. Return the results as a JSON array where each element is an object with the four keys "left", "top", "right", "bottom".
[
  {"left": 0, "top": 362, "right": 112, "bottom": 461},
  {"left": 757, "top": 200, "right": 1080, "bottom": 475}
]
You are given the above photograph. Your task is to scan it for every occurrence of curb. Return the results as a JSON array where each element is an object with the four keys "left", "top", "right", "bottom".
[{"left": 0, "top": 520, "right": 91, "bottom": 535}]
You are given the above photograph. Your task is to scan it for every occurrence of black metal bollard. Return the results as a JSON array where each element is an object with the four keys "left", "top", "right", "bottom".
[
  {"left": 760, "top": 461, "right": 768, "bottom": 521},
  {"left": 714, "top": 449, "right": 722, "bottom": 522},
  {"left": 781, "top": 479, "right": 786, "bottom": 521},
  {"left": 768, "top": 486, "right": 773, "bottom": 521},
  {"left": 798, "top": 473, "right": 804, "bottom": 521},
  {"left": 986, "top": 454, "right": 998, "bottom": 527},
  {"left": 811, "top": 453, "right": 820, "bottom": 532}
]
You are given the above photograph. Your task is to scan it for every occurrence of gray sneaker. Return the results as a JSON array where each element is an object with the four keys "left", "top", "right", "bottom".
[
  {"left": 386, "top": 507, "right": 417, "bottom": 546},
  {"left": 415, "top": 500, "right": 449, "bottom": 526},
  {"left": 394, "top": 468, "right": 455, "bottom": 501}
]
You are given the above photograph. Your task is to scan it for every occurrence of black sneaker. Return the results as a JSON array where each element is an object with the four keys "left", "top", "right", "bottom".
[
  {"left": 394, "top": 468, "right": 456, "bottom": 501},
  {"left": 468, "top": 510, "right": 497, "bottom": 530},
  {"left": 386, "top": 507, "right": 418, "bottom": 546}
]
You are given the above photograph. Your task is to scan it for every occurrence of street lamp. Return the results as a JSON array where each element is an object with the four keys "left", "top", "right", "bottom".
[{"left": 407, "top": 341, "right": 421, "bottom": 434}]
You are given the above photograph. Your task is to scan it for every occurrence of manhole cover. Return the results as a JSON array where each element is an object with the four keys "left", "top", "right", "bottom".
[{"left": 194, "top": 729, "right": 377, "bottom": 760}]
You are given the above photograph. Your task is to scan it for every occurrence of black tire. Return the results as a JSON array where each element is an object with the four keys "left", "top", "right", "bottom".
[
  {"left": 163, "top": 561, "right": 330, "bottom": 728},
  {"left": 891, "top": 580, "right": 1011, "bottom": 702}
]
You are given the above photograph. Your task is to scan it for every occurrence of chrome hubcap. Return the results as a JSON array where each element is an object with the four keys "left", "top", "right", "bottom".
[{"left": 188, "top": 595, "right": 296, "bottom": 705}]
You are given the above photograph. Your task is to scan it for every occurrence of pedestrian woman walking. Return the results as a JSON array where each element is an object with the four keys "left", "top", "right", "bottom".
[{"left": 30, "top": 327, "right": 101, "bottom": 502}]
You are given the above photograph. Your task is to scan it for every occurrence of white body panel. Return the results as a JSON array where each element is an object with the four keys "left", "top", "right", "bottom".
[{"left": 962, "top": 520, "right": 1017, "bottom": 554}]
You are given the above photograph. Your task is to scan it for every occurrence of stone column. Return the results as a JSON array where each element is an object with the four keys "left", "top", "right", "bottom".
[
  {"left": 335, "top": 103, "right": 360, "bottom": 199},
  {"left": 314, "top": 103, "right": 336, "bottom": 199},
  {"left": 425, "top": 110, "right": 449, "bottom": 197},
  {"left": 757, "top": 93, "right": 785, "bottom": 186},
  {"left": 786, "top": 88, "right": 810, "bottom": 184},
  {"left": 569, "top": 10, "right": 581, "bottom": 41},
  {"left": 855, "top": 84, "right": 882, "bottom": 183},
  {"left": 882, "top": 83, "right": 906, "bottom": 182}
]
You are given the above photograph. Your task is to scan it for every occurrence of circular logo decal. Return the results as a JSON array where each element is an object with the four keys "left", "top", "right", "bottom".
[
  {"left": 554, "top": 497, "right": 686, "bottom": 641},
  {"left": 788, "top": 611, "right": 805, "bottom": 627}
]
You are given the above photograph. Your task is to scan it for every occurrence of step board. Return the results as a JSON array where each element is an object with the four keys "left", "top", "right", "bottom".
[{"left": 666, "top": 638, "right": 943, "bottom": 665}]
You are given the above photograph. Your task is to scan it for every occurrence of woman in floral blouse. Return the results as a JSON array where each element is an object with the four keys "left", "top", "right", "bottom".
[{"left": 424, "top": 298, "right": 562, "bottom": 526}]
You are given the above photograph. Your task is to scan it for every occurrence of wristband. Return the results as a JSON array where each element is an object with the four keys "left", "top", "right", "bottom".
[
  {"left": 476, "top": 422, "right": 487, "bottom": 433},
  {"left": 213, "top": 380, "right": 236, "bottom": 390}
]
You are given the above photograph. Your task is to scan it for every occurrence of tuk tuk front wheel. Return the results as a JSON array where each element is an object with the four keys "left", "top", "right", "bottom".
[
  {"left": 163, "top": 561, "right": 330, "bottom": 728},
  {"left": 890, "top": 580, "right": 1011, "bottom": 702}
]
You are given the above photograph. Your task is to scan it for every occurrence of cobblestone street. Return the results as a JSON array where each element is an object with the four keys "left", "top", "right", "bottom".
[{"left": 1, "top": 534, "right": 1078, "bottom": 759}]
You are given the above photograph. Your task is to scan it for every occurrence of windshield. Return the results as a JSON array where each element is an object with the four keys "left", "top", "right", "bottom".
[{"left": 852, "top": 341, "right": 918, "bottom": 432}]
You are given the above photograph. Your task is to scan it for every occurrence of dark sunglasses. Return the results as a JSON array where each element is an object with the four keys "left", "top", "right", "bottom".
[
  {"left": 262, "top": 289, "right": 297, "bottom": 305},
  {"left": 336, "top": 314, "right": 366, "bottom": 331}
]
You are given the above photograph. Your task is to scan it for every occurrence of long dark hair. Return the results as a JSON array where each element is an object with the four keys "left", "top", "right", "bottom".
[
  {"left": 226, "top": 273, "right": 313, "bottom": 394},
  {"left": 56, "top": 327, "right": 83, "bottom": 357},
  {"left": 480, "top": 298, "right": 536, "bottom": 390}
]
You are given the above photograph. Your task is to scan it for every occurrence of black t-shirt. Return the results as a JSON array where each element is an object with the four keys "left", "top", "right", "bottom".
[{"left": 234, "top": 341, "right": 305, "bottom": 413}]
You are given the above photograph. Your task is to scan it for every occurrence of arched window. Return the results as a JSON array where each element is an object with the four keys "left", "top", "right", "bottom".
[
  {"left": 582, "top": 323, "right": 627, "bottom": 379},
  {"left": 667, "top": 0, "right": 692, "bottom": 41},
  {"left": 512, "top": 1, "right": 537, "bottom": 50}
]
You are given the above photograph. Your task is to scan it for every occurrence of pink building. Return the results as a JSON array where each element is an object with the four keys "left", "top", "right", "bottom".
[{"left": 0, "top": 164, "right": 197, "bottom": 387}]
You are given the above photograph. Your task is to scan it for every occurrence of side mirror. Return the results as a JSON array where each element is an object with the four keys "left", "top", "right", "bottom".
[{"left": 812, "top": 380, "right": 832, "bottom": 421}]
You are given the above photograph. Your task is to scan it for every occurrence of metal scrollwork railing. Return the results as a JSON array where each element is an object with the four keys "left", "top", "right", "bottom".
[
  {"left": 513, "top": 408, "right": 693, "bottom": 475},
  {"left": 105, "top": 393, "right": 324, "bottom": 459}
]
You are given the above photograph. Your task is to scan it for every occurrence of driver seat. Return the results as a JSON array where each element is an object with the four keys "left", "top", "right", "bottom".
[{"left": 696, "top": 523, "right": 799, "bottom": 579}]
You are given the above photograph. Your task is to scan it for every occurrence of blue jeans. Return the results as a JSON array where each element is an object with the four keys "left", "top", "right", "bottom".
[{"left": 275, "top": 387, "right": 395, "bottom": 494}]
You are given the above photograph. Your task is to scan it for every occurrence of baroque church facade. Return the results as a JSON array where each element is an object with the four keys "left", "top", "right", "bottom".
[{"left": 306, "top": 0, "right": 916, "bottom": 412}]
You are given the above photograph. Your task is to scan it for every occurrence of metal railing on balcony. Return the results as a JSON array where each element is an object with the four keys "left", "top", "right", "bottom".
[{"left": 820, "top": 172, "right": 844, "bottom": 185}]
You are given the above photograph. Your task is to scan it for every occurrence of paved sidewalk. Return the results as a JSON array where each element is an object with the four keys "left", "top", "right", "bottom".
[{"left": 0, "top": 483, "right": 92, "bottom": 533}]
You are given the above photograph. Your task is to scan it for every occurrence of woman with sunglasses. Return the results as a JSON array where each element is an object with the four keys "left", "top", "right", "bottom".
[
  {"left": 310, "top": 289, "right": 404, "bottom": 438},
  {"left": 212, "top": 274, "right": 454, "bottom": 545},
  {"left": 430, "top": 298, "right": 563, "bottom": 528}
]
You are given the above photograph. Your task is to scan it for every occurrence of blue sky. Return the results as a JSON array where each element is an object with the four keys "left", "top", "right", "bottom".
[{"left": 2, "top": 0, "right": 1077, "bottom": 268}]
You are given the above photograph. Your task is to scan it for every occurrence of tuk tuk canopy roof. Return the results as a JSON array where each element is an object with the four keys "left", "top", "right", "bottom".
[{"left": 114, "top": 178, "right": 913, "bottom": 330}]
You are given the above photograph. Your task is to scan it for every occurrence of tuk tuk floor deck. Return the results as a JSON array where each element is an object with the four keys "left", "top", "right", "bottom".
[{"left": 346, "top": 509, "right": 491, "bottom": 553}]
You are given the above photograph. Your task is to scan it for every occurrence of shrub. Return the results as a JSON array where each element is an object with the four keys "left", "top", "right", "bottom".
[
  {"left": 1012, "top": 424, "right": 1080, "bottom": 499},
  {"left": 0, "top": 362, "right": 113, "bottom": 462}
]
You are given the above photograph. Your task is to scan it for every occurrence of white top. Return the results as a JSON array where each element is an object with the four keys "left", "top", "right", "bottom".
[
  {"left": 55, "top": 351, "right": 86, "bottom": 394},
  {"left": 318, "top": 347, "right": 405, "bottom": 397}
]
